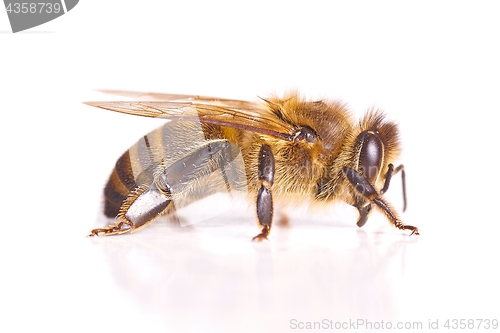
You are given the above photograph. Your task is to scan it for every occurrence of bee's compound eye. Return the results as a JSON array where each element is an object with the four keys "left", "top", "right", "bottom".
[{"left": 357, "top": 131, "right": 384, "bottom": 184}]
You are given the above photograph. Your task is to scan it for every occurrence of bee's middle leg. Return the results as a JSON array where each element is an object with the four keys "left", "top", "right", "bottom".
[{"left": 253, "top": 145, "right": 275, "bottom": 241}]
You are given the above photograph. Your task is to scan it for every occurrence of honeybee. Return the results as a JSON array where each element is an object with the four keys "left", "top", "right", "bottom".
[{"left": 86, "top": 90, "right": 419, "bottom": 240}]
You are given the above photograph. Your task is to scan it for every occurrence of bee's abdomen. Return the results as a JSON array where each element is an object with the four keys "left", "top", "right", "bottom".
[{"left": 103, "top": 150, "right": 137, "bottom": 217}]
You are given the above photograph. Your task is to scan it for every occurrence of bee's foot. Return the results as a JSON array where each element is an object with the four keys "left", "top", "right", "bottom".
[
  {"left": 409, "top": 227, "right": 420, "bottom": 236},
  {"left": 88, "top": 223, "right": 132, "bottom": 237},
  {"left": 252, "top": 233, "right": 268, "bottom": 242},
  {"left": 395, "top": 220, "right": 419, "bottom": 236},
  {"left": 252, "top": 226, "right": 270, "bottom": 241}
]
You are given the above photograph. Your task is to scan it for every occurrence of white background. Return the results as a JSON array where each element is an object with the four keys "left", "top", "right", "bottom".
[{"left": 1, "top": 1, "right": 499, "bottom": 332}]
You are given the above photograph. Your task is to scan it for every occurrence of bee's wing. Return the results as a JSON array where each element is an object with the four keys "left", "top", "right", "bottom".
[
  {"left": 96, "top": 89, "right": 258, "bottom": 109},
  {"left": 85, "top": 99, "right": 296, "bottom": 141},
  {"left": 110, "top": 119, "right": 249, "bottom": 229}
]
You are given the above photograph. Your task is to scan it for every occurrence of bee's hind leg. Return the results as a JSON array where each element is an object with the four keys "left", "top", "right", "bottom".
[
  {"left": 89, "top": 186, "right": 172, "bottom": 237},
  {"left": 89, "top": 219, "right": 133, "bottom": 237},
  {"left": 253, "top": 145, "right": 275, "bottom": 241}
]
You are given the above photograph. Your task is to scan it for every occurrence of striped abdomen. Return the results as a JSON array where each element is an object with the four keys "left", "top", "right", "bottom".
[{"left": 102, "top": 121, "right": 245, "bottom": 221}]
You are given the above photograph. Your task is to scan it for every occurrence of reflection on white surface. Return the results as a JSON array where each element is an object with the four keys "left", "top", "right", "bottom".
[
  {"left": 2, "top": 207, "right": 499, "bottom": 333},
  {"left": 92, "top": 221, "right": 409, "bottom": 332},
  {"left": 84, "top": 209, "right": 500, "bottom": 332}
]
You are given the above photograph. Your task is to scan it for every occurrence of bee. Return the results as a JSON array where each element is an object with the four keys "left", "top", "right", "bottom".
[{"left": 85, "top": 90, "right": 419, "bottom": 240}]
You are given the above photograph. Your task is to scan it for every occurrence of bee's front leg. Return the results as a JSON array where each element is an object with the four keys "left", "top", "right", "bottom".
[
  {"left": 380, "top": 163, "right": 407, "bottom": 212},
  {"left": 253, "top": 145, "right": 275, "bottom": 241},
  {"left": 343, "top": 167, "right": 419, "bottom": 236},
  {"left": 354, "top": 201, "right": 372, "bottom": 227}
]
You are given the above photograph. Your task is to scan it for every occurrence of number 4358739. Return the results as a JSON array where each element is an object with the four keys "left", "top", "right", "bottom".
[
  {"left": 6, "top": 2, "right": 62, "bottom": 14},
  {"left": 444, "top": 319, "right": 498, "bottom": 330}
]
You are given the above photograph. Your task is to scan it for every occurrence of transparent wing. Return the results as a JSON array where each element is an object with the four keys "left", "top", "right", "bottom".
[
  {"left": 106, "top": 120, "right": 249, "bottom": 230},
  {"left": 85, "top": 93, "right": 297, "bottom": 141},
  {"left": 96, "top": 89, "right": 259, "bottom": 110}
]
